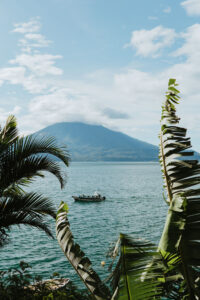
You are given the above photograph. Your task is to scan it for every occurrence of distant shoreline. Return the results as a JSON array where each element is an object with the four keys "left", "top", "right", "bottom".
[{"left": 69, "top": 160, "right": 159, "bottom": 163}]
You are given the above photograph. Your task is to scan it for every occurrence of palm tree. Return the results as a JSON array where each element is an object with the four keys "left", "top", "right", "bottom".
[
  {"left": 56, "top": 79, "right": 200, "bottom": 299},
  {"left": 0, "top": 115, "right": 70, "bottom": 246}
]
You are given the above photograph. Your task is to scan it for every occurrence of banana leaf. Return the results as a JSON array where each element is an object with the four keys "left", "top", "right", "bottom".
[
  {"left": 159, "top": 79, "right": 200, "bottom": 299},
  {"left": 110, "top": 234, "right": 175, "bottom": 300},
  {"left": 56, "top": 201, "right": 111, "bottom": 300}
]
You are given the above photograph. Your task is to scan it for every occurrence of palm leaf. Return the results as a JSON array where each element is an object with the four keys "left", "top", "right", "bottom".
[
  {"left": 0, "top": 154, "right": 66, "bottom": 192},
  {"left": 0, "top": 135, "right": 70, "bottom": 191},
  {"left": 21, "top": 135, "right": 70, "bottom": 167},
  {"left": 0, "top": 192, "right": 56, "bottom": 217},
  {"left": 56, "top": 201, "right": 111, "bottom": 300},
  {"left": 159, "top": 78, "right": 200, "bottom": 299},
  {"left": 0, "top": 115, "right": 18, "bottom": 144},
  {"left": 0, "top": 192, "right": 56, "bottom": 242},
  {"left": 0, "top": 116, "right": 70, "bottom": 247}
]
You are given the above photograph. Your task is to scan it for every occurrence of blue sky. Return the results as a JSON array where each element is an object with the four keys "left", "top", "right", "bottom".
[{"left": 1, "top": 0, "right": 200, "bottom": 150}]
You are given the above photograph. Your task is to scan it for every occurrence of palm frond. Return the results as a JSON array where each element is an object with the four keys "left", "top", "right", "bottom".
[
  {"left": 159, "top": 78, "right": 200, "bottom": 299},
  {"left": 2, "top": 184, "right": 26, "bottom": 198},
  {"left": 0, "top": 192, "right": 56, "bottom": 244},
  {"left": 0, "top": 135, "right": 70, "bottom": 190},
  {"left": 0, "top": 115, "right": 18, "bottom": 144},
  {"left": 0, "top": 154, "right": 66, "bottom": 192},
  {"left": 56, "top": 201, "right": 111, "bottom": 300},
  {"left": 0, "top": 214, "right": 53, "bottom": 241},
  {"left": 19, "top": 134, "right": 70, "bottom": 167},
  {"left": 0, "top": 192, "right": 56, "bottom": 217},
  {"left": 0, "top": 116, "right": 69, "bottom": 247}
]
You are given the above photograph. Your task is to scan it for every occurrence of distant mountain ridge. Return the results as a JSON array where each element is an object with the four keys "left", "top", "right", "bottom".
[{"left": 35, "top": 122, "right": 159, "bottom": 161}]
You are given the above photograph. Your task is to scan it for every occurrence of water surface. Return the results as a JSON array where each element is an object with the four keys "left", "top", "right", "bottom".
[{"left": 0, "top": 162, "right": 167, "bottom": 286}]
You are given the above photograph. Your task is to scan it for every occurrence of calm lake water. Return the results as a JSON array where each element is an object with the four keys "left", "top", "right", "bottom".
[{"left": 0, "top": 162, "right": 167, "bottom": 287}]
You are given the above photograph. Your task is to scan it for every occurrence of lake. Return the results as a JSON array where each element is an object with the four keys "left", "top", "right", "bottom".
[{"left": 0, "top": 162, "right": 167, "bottom": 287}]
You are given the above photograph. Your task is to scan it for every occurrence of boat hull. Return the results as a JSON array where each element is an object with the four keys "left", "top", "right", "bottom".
[{"left": 72, "top": 196, "right": 106, "bottom": 202}]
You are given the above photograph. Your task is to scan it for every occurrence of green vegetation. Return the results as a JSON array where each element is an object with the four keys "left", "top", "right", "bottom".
[
  {"left": 0, "top": 261, "right": 91, "bottom": 299},
  {"left": 56, "top": 79, "right": 200, "bottom": 299},
  {"left": 0, "top": 115, "right": 69, "bottom": 245}
]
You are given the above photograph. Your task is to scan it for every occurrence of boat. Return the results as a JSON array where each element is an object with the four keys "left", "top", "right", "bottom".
[{"left": 72, "top": 192, "right": 106, "bottom": 202}]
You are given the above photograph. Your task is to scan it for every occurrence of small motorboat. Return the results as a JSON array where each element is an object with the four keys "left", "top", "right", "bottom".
[{"left": 72, "top": 192, "right": 106, "bottom": 202}]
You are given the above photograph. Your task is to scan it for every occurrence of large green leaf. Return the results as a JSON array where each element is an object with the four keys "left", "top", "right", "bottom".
[
  {"left": 110, "top": 234, "right": 186, "bottom": 300},
  {"left": 159, "top": 194, "right": 187, "bottom": 253},
  {"left": 159, "top": 79, "right": 200, "bottom": 299},
  {"left": 159, "top": 79, "right": 200, "bottom": 203},
  {"left": 56, "top": 201, "right": 111, "bottom": 300},
  {"left": 110, "top": 234, "right": 175, "bottom": 300}
]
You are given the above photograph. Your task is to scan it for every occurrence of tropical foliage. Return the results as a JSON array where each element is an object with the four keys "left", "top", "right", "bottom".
[
  {"left": 0, "top": 116, "right": 70, "bottom": 246},
  {"left": 56, "top": 201, "right": 111, "bottom": 300},
  {"left": 0, "top": 261, "right": 91, "bottom": 300},
  {"left": 56, "top": 79, "right": 200, "bottom": 299}
]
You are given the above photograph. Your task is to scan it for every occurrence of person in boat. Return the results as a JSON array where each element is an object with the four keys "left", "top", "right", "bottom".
[{"left": 93, "top": 191, "right": 101, "bottom": 198}]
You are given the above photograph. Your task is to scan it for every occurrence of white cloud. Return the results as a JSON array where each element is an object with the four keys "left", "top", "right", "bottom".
[
  {"left": 21, "top": 86, "right": 111, "bottom": 131},
  {"left": 163, "top": 7, "right": 171, "bottom": 13},
  {"left": 0, "top": 67, "right": 26, "bottom": 85},
  {"left": 10, "top": 54, "right": 63, "bottom": 76},
  {"left": 13, "top": 18, "right": 41, "bottom": 33},
  {"left": 13, "top": 18, "right": 52, "bottom": 53},
  {"left": 0, "top": 106, "right": 22, "bottom": 129},
  {"left": 173, "top": 24, "right": 200, "bottom": 61},
  {"left": 0, "top": 19, "right": 63, "bottom": 93},
  {"left": 181, "top": 0, "right": 200, "bottom": 16},
  {"left": 165, "top": 24, "right": 200, "bottom": 100},
  {"left": 0, "top": 66, "right": 51, "bottom": 94},
  {"left": 16, "top": 69, "right": 166, "bottom": 141},
  {"left": 20, "top": 33, "right": 52, "bottom": 49},
  {"left": 19, "top": 76, "right": 51, "bottom": 94},
  {"left": 128, "top": 26, "right": 176, "bottom": 57}
]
